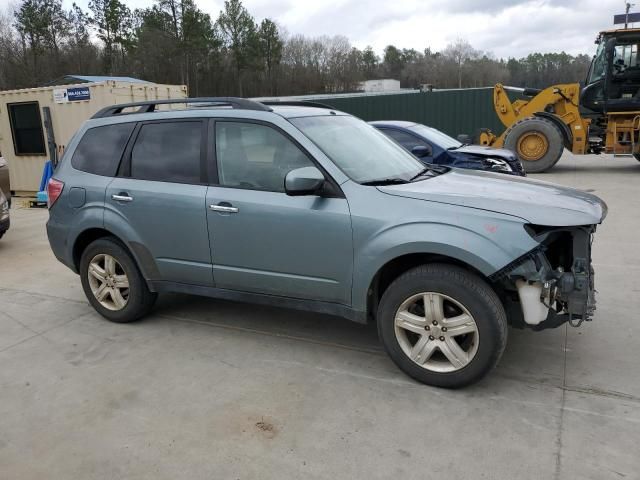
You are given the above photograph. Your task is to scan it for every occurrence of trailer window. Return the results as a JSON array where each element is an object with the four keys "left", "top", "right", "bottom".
[{"left": 7, "top": 102, "right": 46, "bottom": 156}]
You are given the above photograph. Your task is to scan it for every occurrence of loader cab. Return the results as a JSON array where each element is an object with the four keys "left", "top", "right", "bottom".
[{"left": 582, "top": 30, "right": 640, "bottom": 113}]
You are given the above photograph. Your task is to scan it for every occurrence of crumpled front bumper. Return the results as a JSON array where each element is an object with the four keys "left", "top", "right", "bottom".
[{"left": 492, "top": 224, "right": 597, "bottom": 329}]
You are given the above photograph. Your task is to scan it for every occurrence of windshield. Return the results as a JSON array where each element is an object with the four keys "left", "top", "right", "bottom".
[
  {"left": 409, "top": 124, "right": 462, "bottom": 149},
  {"left": 588, "top": 40, "right": 607, "bottom": 84},
  {"left": 291, "top": 115, "right": 425, "bottom": 183}
]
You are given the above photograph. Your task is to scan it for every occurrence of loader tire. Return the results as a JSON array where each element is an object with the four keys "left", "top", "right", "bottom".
[{"left": 503, "top": 117, "right": 564, "bottom": 173}]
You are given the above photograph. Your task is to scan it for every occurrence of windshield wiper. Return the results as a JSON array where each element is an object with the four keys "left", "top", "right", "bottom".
[
  {"left": 361, "top": 178, "right": 409, "bottom": 186},
  {"left": 409, "top": 167, "right": 432, "bottom": 181}
]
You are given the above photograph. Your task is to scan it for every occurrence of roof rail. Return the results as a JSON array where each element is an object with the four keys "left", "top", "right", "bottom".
[
  {"left": 91, "top": 97, "right": 272, "bottom": 119},
  {"left": 259, "top": 100, "right": 335, "bottom": 109}
]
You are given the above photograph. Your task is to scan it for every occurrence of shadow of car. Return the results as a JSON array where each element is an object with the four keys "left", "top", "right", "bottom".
[{"left": 370, "top": 120, "right": 525, "bottom": 176}]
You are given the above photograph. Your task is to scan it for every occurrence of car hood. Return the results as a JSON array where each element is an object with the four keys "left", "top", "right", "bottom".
[
  {"left": 453, "top": 145, "right": 516, "bottom": 161},
  {"left": 378, "top": 169, "right": 607, "bottom": 226}
]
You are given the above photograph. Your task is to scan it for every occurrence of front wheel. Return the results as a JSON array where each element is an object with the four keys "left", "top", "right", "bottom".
[
  {"left": 503, "top": 117, "right": 564, "bottom": 173},
  {"left": 377, "top": 264, "right": 507, "bottom": 388}
]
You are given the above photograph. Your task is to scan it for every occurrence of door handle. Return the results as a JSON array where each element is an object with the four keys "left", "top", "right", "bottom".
[
  {"left": 112, "top": 193, "right": 133, "bottom": 202},
  {"left": 210, "top": 203, "right": 238, "bottom": 213}
]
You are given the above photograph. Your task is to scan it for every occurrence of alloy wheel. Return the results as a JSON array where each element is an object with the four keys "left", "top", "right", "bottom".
[
  {"left": 87, "top": 254, "right": 130, "bottom": 311},
  {"left": 394, "top": 292, "right": 479, "bottom": 373}
]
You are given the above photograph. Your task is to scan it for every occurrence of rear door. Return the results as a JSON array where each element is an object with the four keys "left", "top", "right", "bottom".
[
  {"left": 105, "top": 119, "right": 213, "bottom": 286},
  {"left": 205, "top": 120, "right": 353, "bottom": 304}
]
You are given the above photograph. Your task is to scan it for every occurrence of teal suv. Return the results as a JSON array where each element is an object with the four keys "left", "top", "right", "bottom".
[{"left": 46, "top": 98, "right": 607, "bottom": 387}]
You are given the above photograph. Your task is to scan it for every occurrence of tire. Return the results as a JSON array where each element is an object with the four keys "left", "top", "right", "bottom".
[
  {"left": 377, "top": 264, "right": 507, "bottom": 388},
  {"left": 79, "top": 237, "right": 157, "bottom": 323},
  {"left": 503, "top": 117, "right": 564, "bottom": 173},
  {"left": 634, "top": 154, "right": 640, "bottom": 162}
]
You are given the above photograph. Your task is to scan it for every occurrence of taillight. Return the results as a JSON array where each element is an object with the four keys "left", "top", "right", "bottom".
[{"left": 47, "top": 178, "right": 64, "bottom": 208}]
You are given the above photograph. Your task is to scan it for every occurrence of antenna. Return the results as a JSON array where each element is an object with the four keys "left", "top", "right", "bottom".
[
  {"left": 626, "top": 2, "right": 635, "bottom": 28},
  {"left": 614, "top": 3, "right": 639, "bottom": 27}
]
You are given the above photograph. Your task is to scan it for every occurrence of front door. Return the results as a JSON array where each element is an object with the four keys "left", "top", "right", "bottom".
[
  {"left": 206, "top": 120, "right": 353, "bottom": 305},
  {"left": 105, "top": 119, "right": 213, "bottom": 286}
]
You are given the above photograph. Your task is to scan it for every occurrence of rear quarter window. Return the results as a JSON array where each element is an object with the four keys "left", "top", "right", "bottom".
[{"left": 71, "top": 123, "right": 135, "bottom": 176}]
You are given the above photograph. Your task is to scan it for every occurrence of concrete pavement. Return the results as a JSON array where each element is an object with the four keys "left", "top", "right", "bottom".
[{"left": 0, "top": 153, "right": 638, "bottom": 479}]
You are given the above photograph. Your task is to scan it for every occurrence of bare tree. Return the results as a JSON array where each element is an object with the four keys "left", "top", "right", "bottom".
[
  {"left": 0, "top": 0, "right": 592, "bottom": 96},
  {"left": 443, "top": 38, "right": 478, "bottom": 88}
]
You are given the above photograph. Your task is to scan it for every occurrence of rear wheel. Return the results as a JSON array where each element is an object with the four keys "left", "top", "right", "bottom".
[
  {"left": 634, "top": 153, "right": 640, "bottom": 162},
  {"left": 377, "top": 264, "right": 507, "bottom": 388},
  {"left": 503, "top": 117, "right": 564, "bottom": 173},
  {"left": 80, "top": 237, "right": 157, "bottom": 323}
]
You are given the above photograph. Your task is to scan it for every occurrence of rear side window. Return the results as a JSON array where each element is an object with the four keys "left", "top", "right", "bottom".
[
  {"left": 72, "top": 123, "right": 134, "bottom": 176},
  {"left": 130, "top": 121, "right": 202, "bottom": 184}
]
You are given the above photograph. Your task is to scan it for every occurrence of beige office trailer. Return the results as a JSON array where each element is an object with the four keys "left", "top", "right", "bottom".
[{"left": 0, "top": 79, "right": 187, "bottom": 194}]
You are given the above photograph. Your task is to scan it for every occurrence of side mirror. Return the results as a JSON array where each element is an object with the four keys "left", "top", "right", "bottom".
[
  {"left": 285, "top": 166, "right": 325, "bottom": 196},
  {"left": 411, "top": 145, "right": 432, "bottom": 158}
]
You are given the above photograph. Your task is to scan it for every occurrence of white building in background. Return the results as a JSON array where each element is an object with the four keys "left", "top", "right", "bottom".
[{"left": 358, "top": 79, "right": 401, "bottom": 92}]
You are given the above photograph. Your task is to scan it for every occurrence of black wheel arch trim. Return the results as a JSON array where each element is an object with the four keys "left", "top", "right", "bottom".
[{"left": 72, "top": 228, "right": 161, "bottom": 288}]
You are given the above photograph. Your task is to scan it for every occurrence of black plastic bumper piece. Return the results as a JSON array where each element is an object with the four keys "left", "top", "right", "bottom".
[{"left": 0, "top": 217, "right": 9, "bottom": 236}]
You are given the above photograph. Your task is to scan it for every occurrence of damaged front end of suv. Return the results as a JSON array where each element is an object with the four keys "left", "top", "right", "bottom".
[{"left": 493, "top": 222, "right": 603, "bottom": 330}]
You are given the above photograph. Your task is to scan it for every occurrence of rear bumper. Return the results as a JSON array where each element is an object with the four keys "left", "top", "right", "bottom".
[{"left": 46, "top": 218, "right": 77, "bottom": 272}]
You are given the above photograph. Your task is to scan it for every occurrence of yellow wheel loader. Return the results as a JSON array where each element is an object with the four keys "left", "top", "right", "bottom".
[{"left": 478, "top": 28, "right": 640, "bottom": 172}]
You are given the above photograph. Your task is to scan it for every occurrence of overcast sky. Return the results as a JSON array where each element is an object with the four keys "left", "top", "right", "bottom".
[{"left": 0, "top": 0, "right": 631, "bottom": 58}]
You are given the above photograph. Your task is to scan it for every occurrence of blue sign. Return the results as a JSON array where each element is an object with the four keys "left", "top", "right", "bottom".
[{"left": 66, "top": 87, "right": 90, "bottom": 101}]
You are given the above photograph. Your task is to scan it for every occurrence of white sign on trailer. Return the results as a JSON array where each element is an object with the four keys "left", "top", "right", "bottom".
[
  {"left": 53, "top": 89, "right": 68, "bottom": 103},
  {"left": 53, "top": 87, "right": 91, "bottom": 104}
]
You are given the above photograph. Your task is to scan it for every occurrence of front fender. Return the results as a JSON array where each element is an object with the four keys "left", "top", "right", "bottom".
[{"left": 351, "top": 220, "right": 538, "bottom": 313}]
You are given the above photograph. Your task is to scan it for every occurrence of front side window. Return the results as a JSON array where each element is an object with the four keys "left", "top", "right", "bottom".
[
  {"left": 291, "top": 115, "right": 424, "bottom": 183},
  {"left": 409, "top": 125, "right": 461, "bottom": 150},
  {"left": 383, "top": 129, "right": 426, "bottom": 151},
  {"left": 216, "top": 122, "right": 313, "bottom": 192},
  {"left": 130, "top": 121, "right": 202, "bottom": 184},
  {"left": 72, "top": 123, "right": 134, "bottom": 176},
  {"left": 8, "top": 102, "right": 46, "bottom": 155}
]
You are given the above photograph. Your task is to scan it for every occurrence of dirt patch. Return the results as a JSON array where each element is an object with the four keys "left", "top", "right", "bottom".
[{"left": 255, "top": 419, "right": 277, "bottom": 438}]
